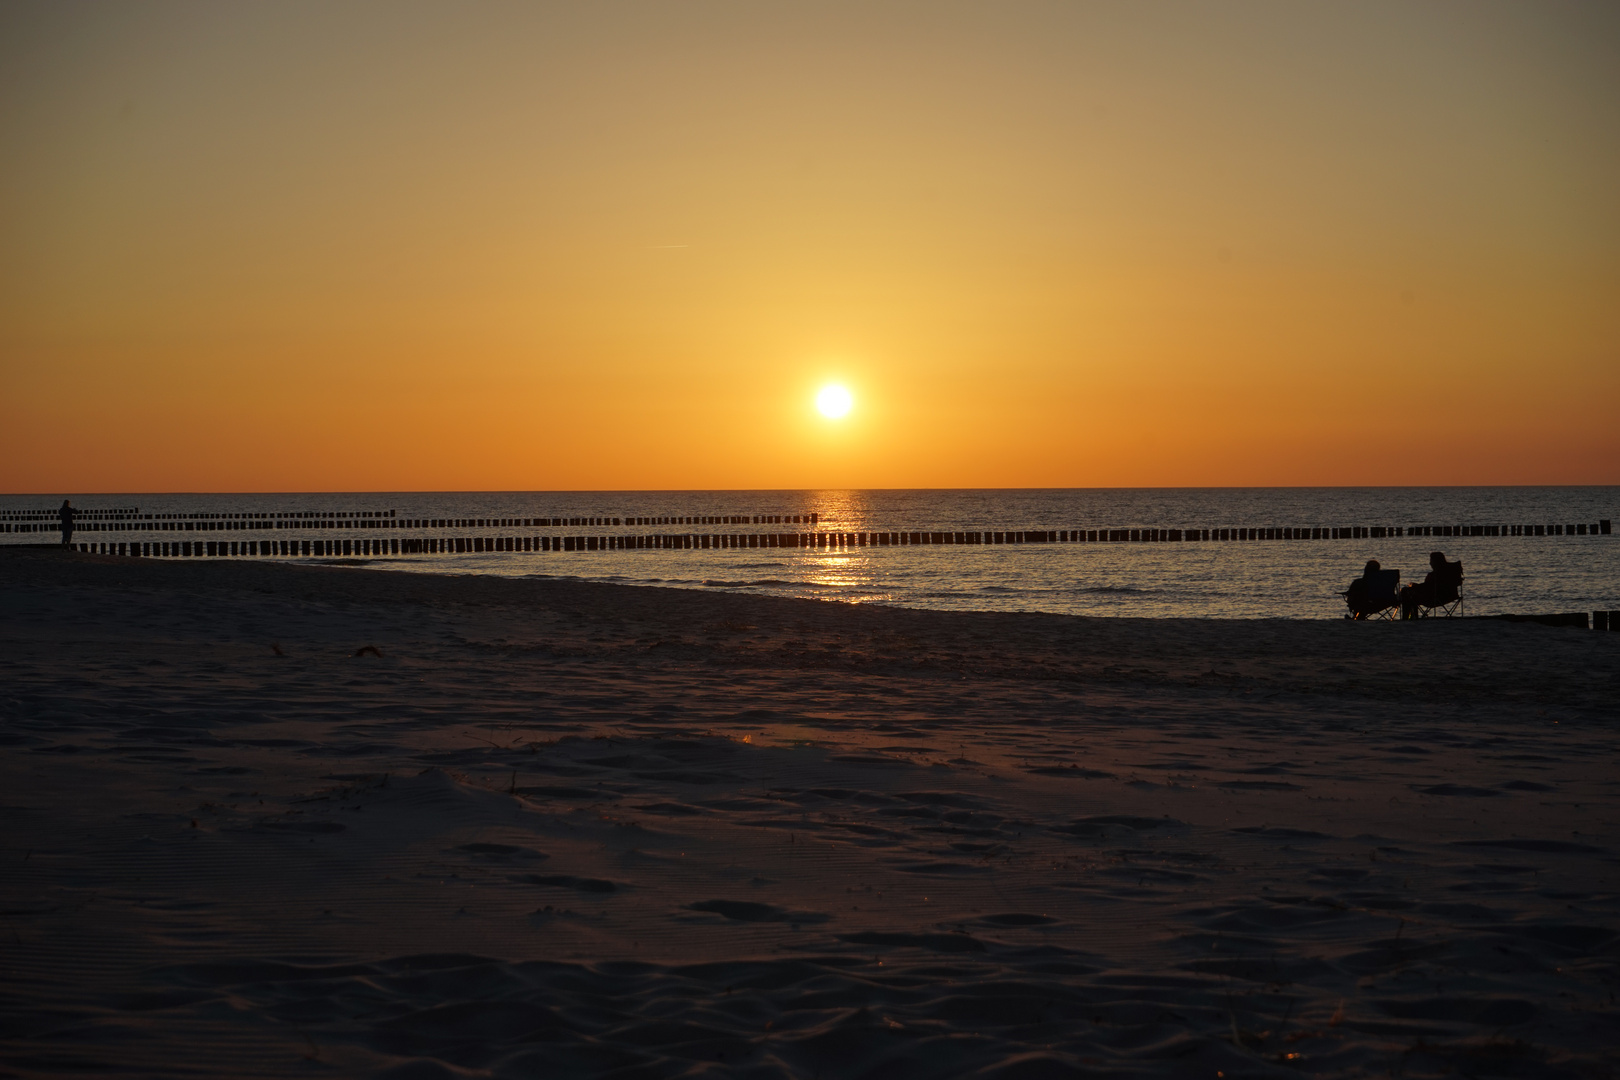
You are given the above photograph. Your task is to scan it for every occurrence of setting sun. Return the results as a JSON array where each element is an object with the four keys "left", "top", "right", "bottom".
[{"left": 815, "top": 384, "right": 854, "bottom": 420}]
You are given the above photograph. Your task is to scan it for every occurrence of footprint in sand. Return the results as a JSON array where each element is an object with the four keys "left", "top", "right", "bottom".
[
  {"left": 685, "top": 899, "right": 828, "bottom": 924},
  {"left": 451, "top": 843, "right": 549, "bottom": 862},
  {"left": 513, "top": 873, "right": 619, "bottom": 893}
]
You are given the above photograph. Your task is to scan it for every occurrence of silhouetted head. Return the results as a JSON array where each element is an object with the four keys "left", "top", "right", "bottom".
[
  {"left": 1363, "top": 559, "right": 1381, "bottom": 574},
  {"left": 61, "top": 499, "right": 71, "bottom": 508},
  {"left": 1429, "top": 551, "right": 1446, "bottom": 568}
]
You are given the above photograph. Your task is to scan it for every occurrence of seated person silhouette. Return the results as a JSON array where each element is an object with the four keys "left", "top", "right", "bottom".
[
  {"left": 1343, "top": 559, "right": 1399, "bottom": 619},
  {"left": 1401, "top": 551, "right": 1463, "bottom": 619}
]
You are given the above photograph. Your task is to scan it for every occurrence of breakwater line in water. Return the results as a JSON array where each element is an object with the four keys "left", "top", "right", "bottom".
[
  {"left": 48, "top": 516, "right": 1613, "bottom": 559},
  {"left": 2, "top": 505, "right": 1612, "bottom": 545},
  {"left": 1, "top": 508, "right": 818, "bottom": 534}
]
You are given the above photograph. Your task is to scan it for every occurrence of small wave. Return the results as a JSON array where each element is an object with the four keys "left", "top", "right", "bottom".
[
  {"left": 701, "top": 579, "right": 747, "bottom": 588},
  {"left": 1073, "top": 585, "right": 1158, "bottom": 595},
  {"left": 746, "top": 578, "right": 842, "bottom": 590},
  {"left": 733, "top": 561, "right": 785, "bottom": 569}
]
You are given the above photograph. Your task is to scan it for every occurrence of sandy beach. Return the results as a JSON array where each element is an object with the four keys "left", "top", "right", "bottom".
[{"left": 1, "top": 547, "right": 1615, "bottom": 1079}]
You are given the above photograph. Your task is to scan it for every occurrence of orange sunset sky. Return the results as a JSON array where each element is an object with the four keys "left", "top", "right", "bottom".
[{"left": 2, "top": 1, "right": 1616, "bottom": 492}]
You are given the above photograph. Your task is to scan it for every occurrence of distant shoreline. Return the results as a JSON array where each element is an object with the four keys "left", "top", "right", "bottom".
[
  {"left": 2, "top": 543, "right": 1610, "bottom": 703},
  {"left": 3, "top": 545, "right": 1609, "bottom": 632}
]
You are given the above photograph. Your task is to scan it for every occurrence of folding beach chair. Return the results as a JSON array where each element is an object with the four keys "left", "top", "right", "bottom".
[
  {"left": 1409, "top": 567, "right": 1464, "bottom": 619},
  {"left": 1342, "top": 569, "right": 1400, "bottom": 621}
]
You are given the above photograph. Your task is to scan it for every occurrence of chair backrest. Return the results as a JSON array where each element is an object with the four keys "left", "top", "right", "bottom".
[
  {"left": 1366, "top": 569, "right": 1401, "bottom": 605},
  {"left": 1432, "top": 561, "right": 1462, "bottom": 604}
]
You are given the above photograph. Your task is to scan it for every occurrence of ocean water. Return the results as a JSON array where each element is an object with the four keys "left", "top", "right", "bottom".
[{"left": 4, "top": 488, "right": 1615, "bottom": 619}]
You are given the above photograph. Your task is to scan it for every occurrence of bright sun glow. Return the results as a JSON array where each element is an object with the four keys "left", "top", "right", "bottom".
[{"left": 816, "top": 384, "right": 853, "bottom": 419}]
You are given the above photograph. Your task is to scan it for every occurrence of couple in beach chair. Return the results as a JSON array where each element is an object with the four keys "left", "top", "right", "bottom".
[{"left": 1342, "top": 552, "right": 1463, "bottom": 620}]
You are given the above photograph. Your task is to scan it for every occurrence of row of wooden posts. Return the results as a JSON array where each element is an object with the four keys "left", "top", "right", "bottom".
[
  {"left": 0, "top": 506, "right": 139, "bottom": 522},
  {"left": 31, "top": 517, "right": 1614, "bottom": 543},
  {"left": 2, "top": 512, "right": 817, "bottom": 533},
  {"left": 70, "top": 516, "right": 1614, "bottom": 561},
  {"left": 5, "top": 510, "right": 1616, "bottom": 539}
]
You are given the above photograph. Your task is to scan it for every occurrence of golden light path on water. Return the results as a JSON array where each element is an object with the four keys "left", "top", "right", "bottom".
[
  {"left": 794, "top": 490, "right": 894, "bottom": 601},
  {"left": 802, "top": 553, "right": 892, "bottom": 603}
]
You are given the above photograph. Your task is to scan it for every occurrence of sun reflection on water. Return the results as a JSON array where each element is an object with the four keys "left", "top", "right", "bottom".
[{"left": 802, "top": 552, "right": 891, "bottom": 603}]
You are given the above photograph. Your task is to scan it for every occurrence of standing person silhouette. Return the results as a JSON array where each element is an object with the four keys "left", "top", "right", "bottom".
[{"left": 58, "top": 499, "right": 76, "bottom": 548}]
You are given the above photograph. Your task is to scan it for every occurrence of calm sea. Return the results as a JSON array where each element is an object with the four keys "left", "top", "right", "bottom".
[{"left": 4, "top": 488, "right": 1615, "bottom": 619}]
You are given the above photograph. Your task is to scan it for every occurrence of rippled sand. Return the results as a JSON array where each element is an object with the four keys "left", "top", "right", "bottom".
[{"left": 1, "top": 548, "right": 1615, "bottom": 1078}]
